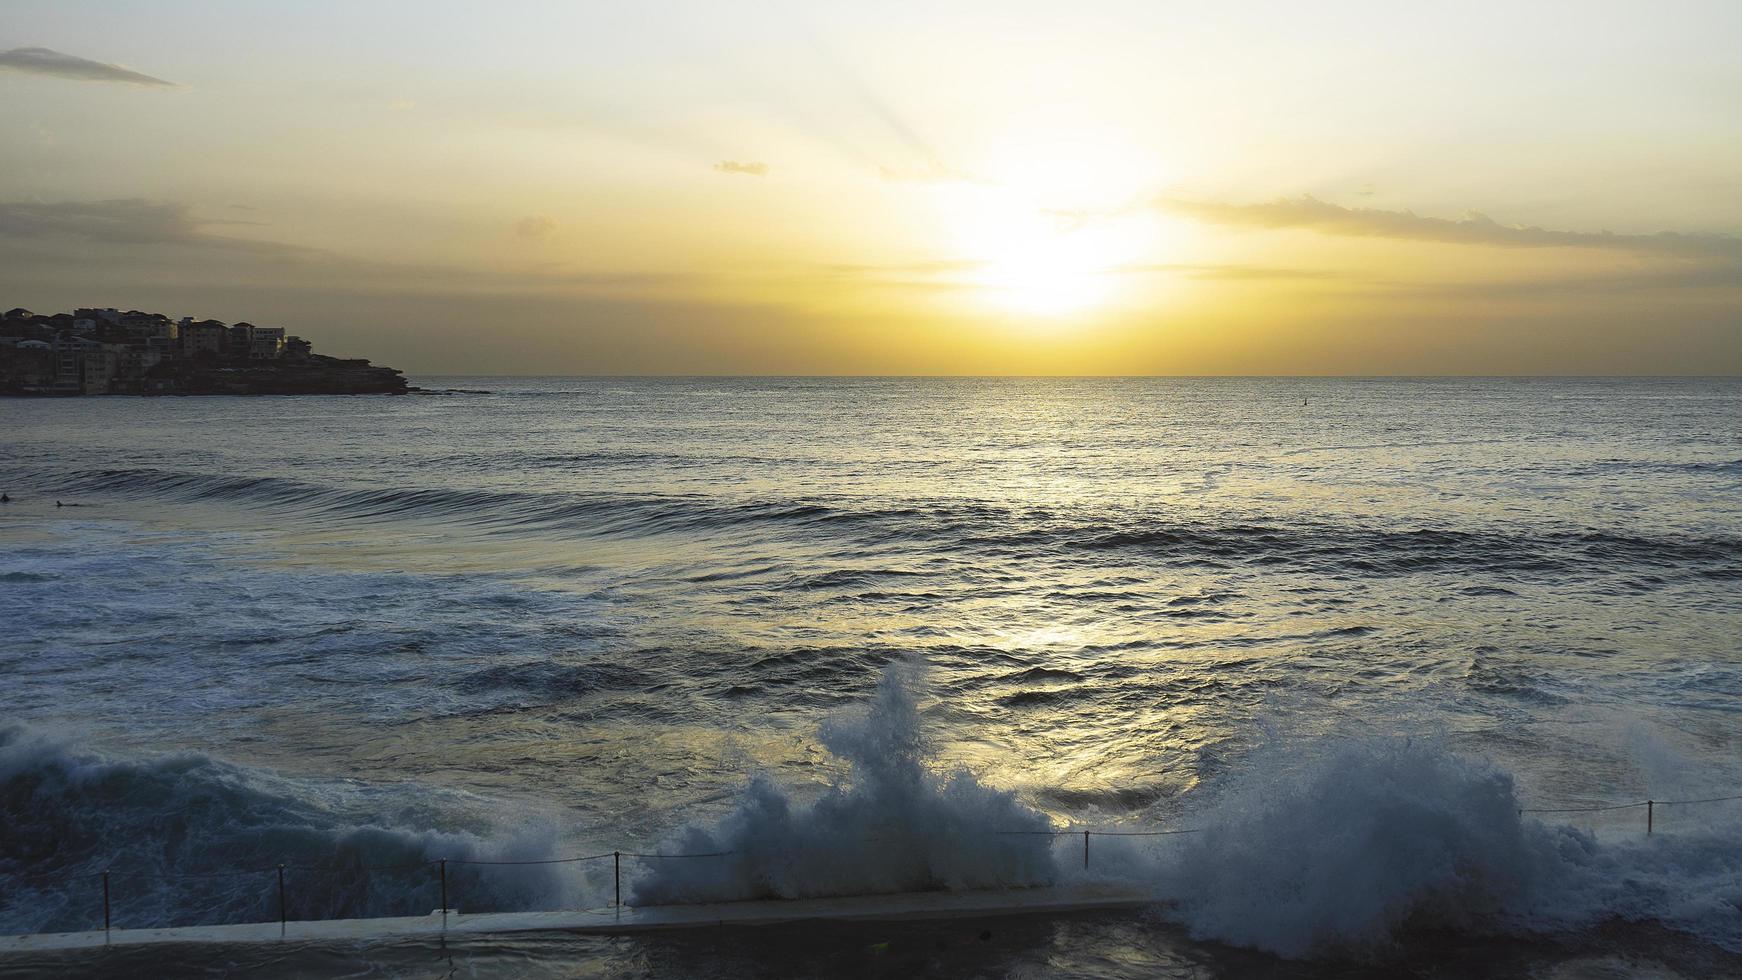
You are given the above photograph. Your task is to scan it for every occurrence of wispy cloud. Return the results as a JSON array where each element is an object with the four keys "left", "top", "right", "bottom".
[
  {"left": 820, "top": 259, "right": 983, "bottom": 276},
  {"left": 714, "top": 160, "right": 769, "bottom": 177},
  {"left": 1160, "top": 194, "right": 1742, "bottom": 260},
  {"left": 783, "top": 258, "right": 985, "bottom": 293},
  {"left": 818, "top": 259, "right": 1348, "bottom": 291},
  {"left": 1, "top": 199, "right": 207, "bottom": 244},
  {"left": 0, "top": 47, "right": 176, "bottom": 87},
  {"left": 1124, "top": 260, "right": 1737, "bottom": 296},
  {"left": 0, "top": 199, "right": 317, "bottom": 258},
  {"left": 0, "top": 197, "right": 692, "bottom": 297},
  {"left": 1372, "top": 264, "right": 1742, "bottom": 298},
  {"left": 515, "top": 214, "right": 557, "bottom": 240},
  {"left": 1114, "top": 263, "right": 1346, "bottom": 282}
]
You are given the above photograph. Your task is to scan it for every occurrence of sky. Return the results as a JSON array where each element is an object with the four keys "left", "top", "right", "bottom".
[{"left": 2, "top": 0, "right": 1740, "bottom": 375}]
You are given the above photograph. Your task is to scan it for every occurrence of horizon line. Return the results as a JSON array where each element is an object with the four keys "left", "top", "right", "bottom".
[{"left": 403, "top": 373, "right": 1742, "bottom": 380}]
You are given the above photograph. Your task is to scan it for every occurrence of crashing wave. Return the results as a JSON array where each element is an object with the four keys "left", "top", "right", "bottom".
[
  {"left": 0, "top": 726, "right": 567, "bottom": 933},
  {"left": 1153, "top": 734, "right": 1742, "bottom": 957},
  {"left": 632, "top": 663, "right": 1056, "bottom": 904}
]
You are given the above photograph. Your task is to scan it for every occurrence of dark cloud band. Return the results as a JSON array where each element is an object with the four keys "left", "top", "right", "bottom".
[
  {"left": 1161, "top": 194, "right": 1742, "bottom": 260},
  {"left": 0, "top": 46, "right": 175, "bottom": 87}
]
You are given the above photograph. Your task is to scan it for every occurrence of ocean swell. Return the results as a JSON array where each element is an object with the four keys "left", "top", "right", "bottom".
[{"left": 33, "top": 467, "right": 1742, "bottom": 583}]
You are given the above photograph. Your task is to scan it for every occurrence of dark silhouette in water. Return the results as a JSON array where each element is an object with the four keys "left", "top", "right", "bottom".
[{"left": 0, "top": 493, "right": 9, "bottom": 503}]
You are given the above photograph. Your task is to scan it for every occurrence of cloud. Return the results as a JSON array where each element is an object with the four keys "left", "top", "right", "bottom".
[
  {"left": 515, "top": 214, "right": 557, "bottom": 239},
  {"left": 821, "top": 259, "right": 983, "bottom": 276},
  {"left": 1160, "top": 194, "right": 1742, "bottom": 260},
  {"left": 784, "top": 258, "right": 993, "bottom": 295},
  {"left": 0, "top": 198, "right": 316, "bottom": 258},
  {"left": 1373, "top": 264, "right": 1742, "bottom": 299},
  {"left": 1117, "top": 260, "right": 1735, "bottom": 296},
  {"left": 1115, "top": 263, "right": 1347, "bottom": 282},
  {"left": 714, "top": 160, "right": 769, "bottom": 177},
  {"left": 0, "top": 197, "right": 693, "bottom": 298},
  {"left": 0, "top": 47, "right": 175, "bottom": 87},
  {"left": 0, "top": 199, "right": 203, "bottom": 244},
  {"left": 813, "top": 259, "right": 1349, "bottom": 293}
]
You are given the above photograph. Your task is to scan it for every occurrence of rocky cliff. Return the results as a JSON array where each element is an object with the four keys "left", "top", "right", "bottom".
[{"left": 157, "top": 354, "right": 409, "bottom": 395}]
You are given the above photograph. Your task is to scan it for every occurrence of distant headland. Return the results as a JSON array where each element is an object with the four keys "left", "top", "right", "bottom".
[{"left": 0, "top": 306, "right": 408, "bottom": 396}]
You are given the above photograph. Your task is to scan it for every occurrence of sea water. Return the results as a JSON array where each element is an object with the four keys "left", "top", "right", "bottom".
[{"left": 1, "top": 377, "right": 1739, "bottom": 977}]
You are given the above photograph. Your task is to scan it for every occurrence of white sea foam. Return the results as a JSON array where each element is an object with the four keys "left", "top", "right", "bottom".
[
  {"left": 0, "top": 726, "right": 572, "bottom": 933},
  {"left": 6, "top": 669, "right": 1739, "bottom": 958},
  {"left": 633, "top": 666, "right": 1742, "bottom": 958},
  {"left": 631, "top": 663, "right": 1057, "bottom": 904},
  {"left": 1150, "top": 733, "right": 1742, "bottom": 957}
]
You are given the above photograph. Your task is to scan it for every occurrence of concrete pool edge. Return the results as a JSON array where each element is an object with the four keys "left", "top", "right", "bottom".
[{"left": 1, "top": 884, "right": 1158, "bottom": 953}]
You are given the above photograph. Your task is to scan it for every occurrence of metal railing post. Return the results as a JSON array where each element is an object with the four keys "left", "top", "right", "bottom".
[{"left": 49, "top": 793, "right": 1742, "bottom": 945}]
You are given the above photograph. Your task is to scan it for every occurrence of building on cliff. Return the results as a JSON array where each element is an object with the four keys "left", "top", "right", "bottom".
[{"left": 0, "top": 306, "right": 405, "bottom": 396}]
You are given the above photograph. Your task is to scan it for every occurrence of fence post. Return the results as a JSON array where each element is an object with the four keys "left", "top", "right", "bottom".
[
  {"left": 1647, "top": 800, "right": 1654, "bottom": 835},
  {"left": 439, "top": 859, "right": 448, "bottom": 915},
  {"left": 614, "top": 852, "right": 621, "bottom": 908},
  {"left": 1083, "top": 830, "right": 1089, "bottom": 870},
  {"left": 277, "top": 865, "right": 286, "bottom": 932},
  {"left": 102, "top": 871, "right": 110, "bottom": 935}
]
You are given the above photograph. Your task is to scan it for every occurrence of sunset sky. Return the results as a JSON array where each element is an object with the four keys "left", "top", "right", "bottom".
[{"left": 3, "top": 1, "right": 1739, "bottom": 374}]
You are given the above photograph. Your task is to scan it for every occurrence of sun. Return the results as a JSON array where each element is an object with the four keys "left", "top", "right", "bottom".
[
  {"left": 932, "top": 138, "right": 1160, "bottom": 318},
  {"left": 974, "top": 222, "right": 1115, "bottom": 316}
]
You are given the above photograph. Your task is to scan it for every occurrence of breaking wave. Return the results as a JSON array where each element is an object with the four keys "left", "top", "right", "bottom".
[
  {"left": 0, "top": 726, "right": 569, "bottom": 933},
  {"left": 4, "top": 669, "right": 1741, "bottom": 962},
  {"left": 1154, "top": 734, "right": 1742, "bottom": 958},
  {"left": 632, "top": 664, "right": 1055, "bottom": 904},
  {"left": 632, "top": 665, "right": 1742, "bottom": 958}
]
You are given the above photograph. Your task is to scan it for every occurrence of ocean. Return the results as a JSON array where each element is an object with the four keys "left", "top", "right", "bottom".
[{"left": 1, "top": 377, "right": 1739, "bottom": 978}]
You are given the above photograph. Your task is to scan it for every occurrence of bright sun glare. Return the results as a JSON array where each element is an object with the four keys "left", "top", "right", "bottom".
[
  {"left": 941, "top": 137, "right": 1159, "bottom": 319},
  {"left": 975, "top": 217, "right": 1113, "bottom": 316}
]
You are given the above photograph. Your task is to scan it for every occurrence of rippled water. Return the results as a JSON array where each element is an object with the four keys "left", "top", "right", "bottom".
[{"left": 2, "top": 377, "right": 1739, "bottom": 976}]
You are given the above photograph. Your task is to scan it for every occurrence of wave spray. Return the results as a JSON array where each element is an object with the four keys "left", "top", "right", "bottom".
[{"left": 633, "top": 663, "right": 1057, "bottom": 904}]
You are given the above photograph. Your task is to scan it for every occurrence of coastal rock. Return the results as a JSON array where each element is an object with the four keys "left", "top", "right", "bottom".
[{"left": 165, "top": 354, "right": 409, "bottom": 396}]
